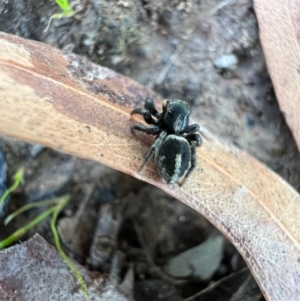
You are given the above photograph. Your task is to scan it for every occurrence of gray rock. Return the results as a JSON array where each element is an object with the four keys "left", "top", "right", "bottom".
[{"left": 164, "top": 235, "right": 224, "bottom": 280}]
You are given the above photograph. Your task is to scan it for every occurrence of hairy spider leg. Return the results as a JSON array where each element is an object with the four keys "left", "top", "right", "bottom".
[
  {"left": 130, "top": 108, "right": 157, "bottom": 125},
  {"left": 145, "top": 98, "right": 161, "bottom": 119},
  {"left": 179, "top": 124, "right": 200, "bottom": 135},
  {"left": 139, "top": 131, "right": 167, "bottom": 172},
  {"left": 130, "top": 124, "right": 161, "bottom": 135},
  {"left": 184, "top": 133, "right": 202, "bottom": 147}
]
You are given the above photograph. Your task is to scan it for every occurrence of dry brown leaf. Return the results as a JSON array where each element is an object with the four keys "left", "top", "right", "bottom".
[
  {"left": 254, "top": 0, "right": 300, "bottom": 151},
  {"left": 0, "top": 234, "right": 133, "bottom": 300},
  {"left": 0, "top": 32, "right": 300, "bottom": 301}
]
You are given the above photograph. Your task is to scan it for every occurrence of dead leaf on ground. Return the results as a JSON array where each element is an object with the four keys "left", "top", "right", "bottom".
[
  {"left": 0, "top": 32, "right": 300, "bottom": 301},
  {"left": 254, "top": 0, "right": 300, "bottom": 151},
  {"left": 0, "top": 234, "right": 133, "bottom": 301}
]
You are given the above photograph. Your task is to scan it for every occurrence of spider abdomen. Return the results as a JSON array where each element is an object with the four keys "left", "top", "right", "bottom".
[{"left": 155, "top": 135, "right": 191, "bottom": 184}]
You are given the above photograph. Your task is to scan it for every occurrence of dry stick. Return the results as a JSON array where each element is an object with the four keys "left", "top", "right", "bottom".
[
  {"left": 156, "top": 0, "right": 236, "bottom": 85},
  {"left": 183, "top": 267, "right": 248, "bottom": 301}
]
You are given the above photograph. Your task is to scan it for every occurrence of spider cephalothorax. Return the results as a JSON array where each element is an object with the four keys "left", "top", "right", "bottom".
[{"left": 130, "top": 98, "right": 202, "bottom": 185}]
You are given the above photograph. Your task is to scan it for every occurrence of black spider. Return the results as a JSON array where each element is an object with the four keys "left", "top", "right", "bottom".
[{"left": 130, "top": 98, "right": 202, "bottom": 185}]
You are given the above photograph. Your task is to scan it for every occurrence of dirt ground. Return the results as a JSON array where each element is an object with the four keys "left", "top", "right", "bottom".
[{"left": 0, "top": 0, "right": 299, "bottom": 300}]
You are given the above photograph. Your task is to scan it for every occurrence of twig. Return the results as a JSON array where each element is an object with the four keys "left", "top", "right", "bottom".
[
  {"left": 156, "top": 0, "right": 236, "bottom": 85},
  {"left": 183, "top": 267, "right": 248, "bottom": 301}
]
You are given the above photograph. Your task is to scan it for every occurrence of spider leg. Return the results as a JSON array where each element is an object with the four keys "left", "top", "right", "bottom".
[
  {"left": 131, "top": 124, "right": 161, "bottom": 135},
  {"left": 184, "top": 133, "right": 202, "bottom": 147},
  {"left": 179, "top": 142, "right": 197, "bottom": 186},
  {"left": 145, "top": 98, "right": 161, "bottom": 119},
  {"left": 139, "top": 131, "right": 167, "bottom": 171},
  {"left": 179, "top": 124, "right": 200, "bottom": 135},
  {"left": 131, "top": 108, "right": 157, "bottom": 125}
]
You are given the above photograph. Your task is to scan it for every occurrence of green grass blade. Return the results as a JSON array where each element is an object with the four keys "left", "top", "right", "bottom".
[
  {"left": 50, "top": 195, "right": 88, "bottom": 298},
  {"left": 0, "top": 207, "right": 54, "bottom": 249},
  {"left": 54, "top": 0, "right": 74, "bottom": 14},
  {"left": 45, "top": 0, "right": 75, "bottom": 32},
  {"left": 4, "top": 198, "right": 59, "bottom": 225},
  {"left": 0, "top": 168, "right": 24, "bottom": 206}
]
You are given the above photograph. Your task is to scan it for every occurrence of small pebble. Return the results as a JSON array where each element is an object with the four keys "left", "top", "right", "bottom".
[
  {"left": 29, "top": 144, "right": 44, "bottom": 158},
  {"left": 214, "top": 54, "right": 238, "bottom": 69}
]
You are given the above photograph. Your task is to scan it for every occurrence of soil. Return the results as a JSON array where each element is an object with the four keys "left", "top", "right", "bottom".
[{"left": 0, "top": 0, "right": 299, "bottom": 300}]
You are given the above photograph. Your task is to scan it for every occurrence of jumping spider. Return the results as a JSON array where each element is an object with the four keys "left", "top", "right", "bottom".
[{"left": 130, "top": 98, "right": 202, "bottom": 185}]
